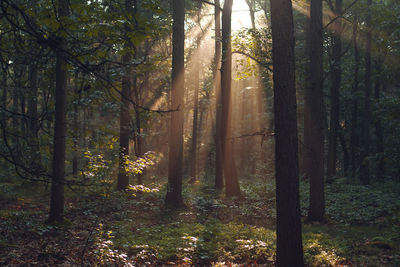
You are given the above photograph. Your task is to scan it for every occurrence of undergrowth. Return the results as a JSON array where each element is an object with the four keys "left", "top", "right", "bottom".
[{"left": 1, "top": 177, "right": 400, "bottom": 266}]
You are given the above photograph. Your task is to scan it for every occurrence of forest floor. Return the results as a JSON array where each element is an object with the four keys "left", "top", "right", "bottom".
[{"left": 1, "top": 177, "right": 400, "bottom": 266}]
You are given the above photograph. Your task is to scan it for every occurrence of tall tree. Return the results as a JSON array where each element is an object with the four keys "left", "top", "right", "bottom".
[
  {"left": 165, "top": 0, "right": 185, "bottom": 208},
  {"left": 28, "top": 62, "right": 41, "bottom": 173},
  {"left": 48, "top": 0, "right": 69, "bottom": 223},
  {"left": 327, "top": 0, "right": 343, "bottom": 180},
  {"left": 220, "top": 0, "right": 240, "bottom": 197},
  {"left": 374, "top": 61, "right": 384, "bottom": 179},
  {"left": 360, "top": 0, "right": 372, "bottom": 184},
  {"left": 214, "top": 0, "right": 223, "bottom": 190},
  {"left": 117, "top": 0, "right": 134, "bottom": 190},
  {"left": 270, "top": 0, "right": 304, "bottom": 265},
  {"left": 350, "top": 17, "right": 360, "bottom": 179},
  {"left": 305, "top": 0, "right": 325, "bottom": 222},
  {"left": 190, "top": 62, "right": 200, "bottom": 182}
]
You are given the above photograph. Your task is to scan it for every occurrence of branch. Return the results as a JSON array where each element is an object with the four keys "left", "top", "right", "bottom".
[
  {"left": 232, "top": 50, "right": 273, "bottom": 72},
  {"left": 323, "top": 0, "right": 359, "bottom": 29},
  {"left": 195, "top": 0, "right": 223, "bottom": 11},
  {"left": 234, "top": 129, "right": 275, "bottom": 146}
]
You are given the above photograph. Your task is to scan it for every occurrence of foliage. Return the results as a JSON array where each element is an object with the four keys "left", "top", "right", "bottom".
[
  {"left": 300, "top": 178, "right": 400, "bottom": 225},
  {"left": 1, "top": 178, "right": 400, "bottom": 266}
]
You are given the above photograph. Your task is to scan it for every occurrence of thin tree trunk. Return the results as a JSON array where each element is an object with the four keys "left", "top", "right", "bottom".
[
  {"left": 270, "top": 0, "right": 304, "bottom": 264},
  {"left": 305, "top": 0, "right": 325, "bottom": 222},
  {"left": 190, "top": 64, "right": 200, "bottom": 181},
  {"left": 360, "top": 0, "right": 372, "bottom": 185},
  {"left": 214, "top": 0, "right": 223, "bottom": 190},
  {"left": 133, "top": 73, "right": 145, "bottom": 184},
  {"left": 374, "top": 61, "right": 384, "bottom": 180},
  {"left": 327, "top": 0, "right": 343, "bottom": 180},
  {"left": 48, "top": 0, "right": 69, "bottom": 223},
  {"left": 1, "top": 69, "right": 7, "bottom": 129},
  {"left": 28, "top": 63, "right": 42, "bottom": 173},
  {"left": 350, "top": 18, "right": 359, "bottom": 179},
  {"left": 117, "top": 54, "right": 131, "bottom": 190},
  {"left": 72, "top": 71, "right": 80, "bottom": 178},
  {"left": 339, "top": 127, "right": 349, "bottom": 174},
  {"left": 221, "top": 0, "right": 240, "bottom": 198},
  {"left": 165, "top": 0, "right": 185, "bottom": 208},
  {"left": 117, "top": 0, "right": 134, "bottom": 190}
]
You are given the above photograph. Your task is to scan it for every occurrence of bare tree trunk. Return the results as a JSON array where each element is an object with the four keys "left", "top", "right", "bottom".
[
  {"left": 133, "top": 73, "right": 145, "bottom": 184},
  {"left": 117, "top": 54, "right": 132, "bottom": 190},
  {"left": 270, "top": 0, "right": 304, "bottom": 265},
  {"left": 360, "top": 0, "right": 372, "bottom": 185},
  {"left": 190, "top": 64, "right": 199, "bottom": 181},
  {"left": 117, "top": 0, "right": 134, "bottom": 190},
  {"left": 305, "top": 0, "right": 325, "bottom": 222},
  {"left": 221, "top": 0, "right": 240, "bottom": 198},
  {"left": 214, "top": 0, "right": 224, "bottom": 190},
  {"left": 374, "top": 61, "right": 384, "bottom": 180},
  {"left": 165, "top": 0, "right": 185, "bottom": 208},
  {"left": 48, "top": 0, "right": 69, "bottom": 223},
  {"left": 350, "top": 18, "right": 360, "bottom": 179},
  {"left": 72, "top": 72, "right": 79, "bottom": 178},
  {"left": 327, "top": 0, "right": 343, "bottom": 180},
  {"left": 28, "top": 63, "right": 42, "bottom": 173}
]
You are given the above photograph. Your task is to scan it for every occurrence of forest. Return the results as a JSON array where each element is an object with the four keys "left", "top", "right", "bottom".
[{"left": 0, "top": 0, "right": 399, "bottom": 266}]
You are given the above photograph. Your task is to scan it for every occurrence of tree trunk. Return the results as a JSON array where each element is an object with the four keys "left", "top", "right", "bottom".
[
  {"left": 360, "top": 0, "right": 372, "bottom": 185},
  {"left": 48, "top": 0, "right": 69, "bottom": 223},
  {"left": 374, "top": 61, "right": 384, "bottom": 180},
  {"left": 28, "top": 63, "right": 42, "bottom": 173},
  {"left": 117, "top": 54, "right": 132, "bottom": 190},
  {"left": 270, "top": 0, "right": 304, "bottom": 265},
  {"left": 165, "top": 0, "right": 185, "bottom": 208},
  {"left": 327, "top": 0, "right": 343, "bottom": 180},
  {"left": 221, "top": 0, "right": 240, "bottom": 198},
  {"left": 305, "top": 0, "right": 325, "bottom": 222},
  {"left": 190, "top": 64, "right": 199, "bottom": 181},
  {"left": 350, "top": 18, "right": 359, "bottom": 179},
  {"left": 214, "top": 0, "right": 224, "bottom": 190},
  {"left": 133, "top": 73, "right": 145, "bottom": 184},
  {"left": 1, "top": 71, "right": 6, "bottom": 121},
  {"left": 117, "top": 0, "right": 134, "bottom": 190},
  {"left": 72, "top": 72, "right": 79, "bottom": 178}
]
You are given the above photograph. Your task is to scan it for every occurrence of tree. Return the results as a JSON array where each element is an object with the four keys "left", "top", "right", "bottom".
[
  {"left": 48, "top": 0, "right": 69, "bottom": 223},
  {"left": 165, "top": 0, "right": 185, "bottom": 208},
  {"left": 214, "top": 0, "right": 224, "bottom": 190},
  {"left": 327, "top": 0, "right": 343, "bottom": 180},
  {"left": 305, "top": 0, "right": 325, "bottom": 222},
  {"left": 270, "top": 0, "right": 304, "bottom": 265},
  {"left": 190, "top": 60, "right": 200, "bottom": 182},
  {"left": 350, "top": 16, "right": 360, "bottom": 179},
  {"left": 220, "top": 0, "right": 240, "bottom": 198},
  {"left": 360, "top": 0, "right": 372, "bottom": 185},
  {"left": 117, "top": 0, "right": 134, "bottom": 191}
]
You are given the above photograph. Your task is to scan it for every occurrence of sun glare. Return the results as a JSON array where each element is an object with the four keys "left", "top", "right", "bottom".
[{"left": 232, "top": 0, "right": 252, "bottom": 30}]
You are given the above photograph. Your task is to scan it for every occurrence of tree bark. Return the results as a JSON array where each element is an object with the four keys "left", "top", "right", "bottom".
[
  {"left": 270, "top": 0, "right": 304, "bottom": 265},
  {"left": 165, "top": 0, "right": 185, "bottom": 208},
  {"left": 214, "top": 0, "right": 224, "bottom": 190},
  {"left": 28, "top": 63, "right": 42, "bottom": 173},
  {"left": 350, "top": 18, "right": 360, "bottom": 179},
  {"left": 117, "top": 55, "right": 132, "bottom": 190},
  {"left": 360, "top": 0, "right": 372, "bottom": 185},
  {"left": 374, "top": 61, "right": 384, "bottom": 180},
  {"left": 48, "top": 0, "right": 69, "bottom": 223},
  {"left": 327, "top": 0, "right": 343, "bottom": 180},
  {"left": 221, "top": 0, "right": 240, "bottom": 198},
  {"left": 117, "top": 0, "right": 134, "bottom": 190},
  {"left": 305, "top": 0, "right": 325, "bottom": 222},
  {"left": 190, "top": 64, "right": 199, "bottom": 181}
]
